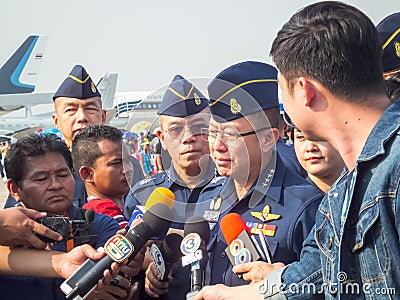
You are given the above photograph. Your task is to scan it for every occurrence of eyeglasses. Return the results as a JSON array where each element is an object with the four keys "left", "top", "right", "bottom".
[
  {"left": 164, "top": 124, "right": 208, "bottom": 140},
  {"left": 201, "top": 127, "right": 270, "bottom": 147}
]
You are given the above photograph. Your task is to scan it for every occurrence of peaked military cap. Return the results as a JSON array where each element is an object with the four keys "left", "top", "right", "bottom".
[
  {"left": 53, "top": 65, "right": 101, "bottom": 100},
  {"left": 207, "top": 61, "right": 278, "bottom": 122},
  {"left": 157, "top": 75, "right": 208, "bottom": 117},
  {"left": 377, "top": 12, "right": 400, "bottom": 73}
]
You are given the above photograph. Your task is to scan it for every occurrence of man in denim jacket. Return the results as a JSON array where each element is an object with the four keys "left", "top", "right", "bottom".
[{"left": 193, "top": 2, "right": 400, "bottom": 299}]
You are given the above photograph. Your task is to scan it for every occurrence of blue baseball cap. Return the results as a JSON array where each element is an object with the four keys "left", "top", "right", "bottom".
[
  {"left": 207, "top": 61, "right": 278, "bottom": 122},
  {"left": 157, "top": 75, "right": 208, "bottom": 117},
  {"left": 53, "top": 65, "right": 101, "bottom": 101},
  {"left": 376, "top": 12, "right": 400, "bottom": 73}
]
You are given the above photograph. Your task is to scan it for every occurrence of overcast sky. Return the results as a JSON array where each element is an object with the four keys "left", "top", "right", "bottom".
[{"left": 1, "top": 0, "right": 399, "bottom": 94}]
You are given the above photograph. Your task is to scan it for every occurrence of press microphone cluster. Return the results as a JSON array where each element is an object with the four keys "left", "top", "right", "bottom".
[
  {"left": 129, "top": 187, "right": 175, "bottom": 226},
  {"left": 220, "top": 213, "right": 272, "bottom": 273},
  {"left": 181, "top": 216, "right": 210, "bottom": 300},
  {"left": 62, "top": 202, "right": 173, "bottom": 300},
  {"left": 149, "top": 233, "right": 183, "bottom": 281}
]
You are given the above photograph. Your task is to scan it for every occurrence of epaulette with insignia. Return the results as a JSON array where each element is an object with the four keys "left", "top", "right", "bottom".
[
  {"left": 200, "top": 176, "right": 226, "bottom": 195},
  {"left": 131, "top": 173, "right": 167, "bottom": 199}
]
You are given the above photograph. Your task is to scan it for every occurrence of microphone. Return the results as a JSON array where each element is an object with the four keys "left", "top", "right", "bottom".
[
  {"left": 85, "top": 209, "right": 95, "bottom": 222},
  {"left": 181, "top": 216, "right": 210, "bottom": 300},
  {"left": 149, "top": 233, "right": 183, "bottom": 281},
  {"left": 220, "top": 213, "right": 265, "bottom": 270},
  {"left": 62, "top": 203, "right": 173, "bottom": 300},
  {"left": 129, "top": 187, "right": 175, "bottom": 226}
]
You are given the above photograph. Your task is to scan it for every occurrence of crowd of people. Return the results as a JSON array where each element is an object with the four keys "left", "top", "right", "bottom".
[{"left": 0, "top": 2, "right": 399, "bottom": 299}]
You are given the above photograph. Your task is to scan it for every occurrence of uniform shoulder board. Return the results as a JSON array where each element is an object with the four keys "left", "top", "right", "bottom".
[
  {"left": 138, "top": 172, "right": 167, "bottom": 186},
  {"left": 200, "top": 176, "right": 226, "bottom": 195}
]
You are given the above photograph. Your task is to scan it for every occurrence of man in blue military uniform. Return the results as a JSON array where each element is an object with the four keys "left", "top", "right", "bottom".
[
  {"left": 124, "top": 75, "right": 223, "bottom": 299},
  {"left": 194, "top": 61, "right": 323, "bottom": 287},
  {"left": 0, "top": 133, "right": 133, "bottom": 299},
  {"left": 4, "top": 65, "right": 144, "bottom": 208}
]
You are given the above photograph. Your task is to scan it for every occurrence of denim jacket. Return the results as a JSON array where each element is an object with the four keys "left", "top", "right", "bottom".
[{"left": 263, "top": 99, "right": 400, "bottom": 299}]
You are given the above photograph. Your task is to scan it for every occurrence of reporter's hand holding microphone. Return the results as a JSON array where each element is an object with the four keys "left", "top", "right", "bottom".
[
  {"left": 220, "top": 213, "right": 284, "bottom": 283},
  {"left": 61, "top": 187, "right": 175, "bottom": 300}
]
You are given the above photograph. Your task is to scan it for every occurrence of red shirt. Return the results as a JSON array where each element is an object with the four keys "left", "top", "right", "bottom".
[{"left": 83, "top": 198, "right": 128, "bottom": 229}]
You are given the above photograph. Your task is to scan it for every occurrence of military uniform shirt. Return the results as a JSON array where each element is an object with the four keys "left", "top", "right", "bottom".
[
  {"left": 123, "top": 159, "right": 221, "bottom": 300},
  {"left": 194, "top": 155, "right": 323, "bottom": 287}
]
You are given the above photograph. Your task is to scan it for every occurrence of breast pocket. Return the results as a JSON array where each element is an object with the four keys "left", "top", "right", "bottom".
[
  {"left": 352, "top": 196, "right": 390, "bottom": 283},
  {"left": 315, "top": 209, "right": 336, "bottom": 261}
]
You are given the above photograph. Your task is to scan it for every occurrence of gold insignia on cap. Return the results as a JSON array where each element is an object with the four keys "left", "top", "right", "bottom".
[
  {"left": 251, "top": 205, "right": 281, "bottom": 222},
  {"left": 230, "top": 98, "right": 241, "bottom": 115},
  {"left": 91, "top": 81, "right": 97, "bottom": 93},
  {"left": 395, "top": 41, "right": 400, "bottom": 58},
  {"left": 194, "top": 93, "right": 201, "bottom": 106}
]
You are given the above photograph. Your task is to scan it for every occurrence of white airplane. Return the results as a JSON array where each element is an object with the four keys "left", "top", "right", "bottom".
[
  {"left": 0, "top": 35, "right": 116, "bottom": 107},
  {"left": 0, "top": 35, "right": 49, "bottom": 110},
  {"left": 0, "top": 35, "right": 164, "bottom": 135},
  {"left": 112, "top": 90, "right": 164, "bottom": 131},
  {"left": 0, "top": 73, "right": 118, "bottom": 137}
]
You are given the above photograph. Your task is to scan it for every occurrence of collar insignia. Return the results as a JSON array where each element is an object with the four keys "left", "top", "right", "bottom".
[
  {"left": 166, "top": 170, "right": 172, "bottom": 182},
  {"left": 210, "top": 196, "right": 222, "bottom": 210},
  {"left": 211, "top": 176, "right": 223, "bottom": 184},
  {"left": 262, "top": 169, "right": 275, "bottom": 187}
]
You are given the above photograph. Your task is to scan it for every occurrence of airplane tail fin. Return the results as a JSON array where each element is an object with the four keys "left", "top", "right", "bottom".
[
  {"left": 97, "top": 73, "right": 118, "bottom": 109},
  {"left": 0, "top": 35, "right": 48, "bottom": 95}
]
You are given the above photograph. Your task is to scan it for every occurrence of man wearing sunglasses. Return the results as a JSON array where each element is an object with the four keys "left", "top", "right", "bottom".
[{"left": 194, "top": 61, "right": 323, "bottom": 288}]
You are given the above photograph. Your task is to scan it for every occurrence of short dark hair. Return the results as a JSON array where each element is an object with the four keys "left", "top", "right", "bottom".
[
  {"left": 245, "top": 107, "right": 280, "bottom": 131},
  {"left": 270, "top": 1, "right": 384, "bottom": 101},
  {"left": 4, "top": 134, "right": 72, "bottom": 185},
  {"left": 384, "top": 73, "right": 400, "bottom": 103},
  {"left": 72, "top": 125, "right": 122, "bottom": 172}
]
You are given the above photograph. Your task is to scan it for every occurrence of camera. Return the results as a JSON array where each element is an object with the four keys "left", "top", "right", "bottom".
[
  {"left": 35, "top": 215, "right": 70, "bottom": 243},
  {"left": 35, "top": 213, "right": 95, "bottom": 245}
]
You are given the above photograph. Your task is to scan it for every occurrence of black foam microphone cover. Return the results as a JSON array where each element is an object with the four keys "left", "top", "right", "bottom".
[
  {"left": 161, "top": 233, "right": 183, "bottom": 263},
  {"left": 84, "top": 209, "right": 95, "bottom": 222},
  {"left": 184, "top": 216, "right": 210, "bottom": 243}
]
